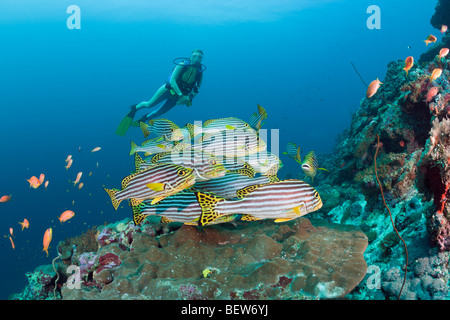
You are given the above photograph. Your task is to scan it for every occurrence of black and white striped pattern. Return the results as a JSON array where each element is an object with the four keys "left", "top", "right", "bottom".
[
  {"left": 194, "top": 173, "right": 273, "bottom": 199},
  {"left": 115, "top": 163, "right": 196, "bottom": 202},
  {"left": 215, "top": 180, "right": 322, "bottom": 220},
  {"left": 139, "top": 149, "right": 227, "bottom": 181},
  {"left": 193, "top": 129, "right": 266, "bottom": 157}
]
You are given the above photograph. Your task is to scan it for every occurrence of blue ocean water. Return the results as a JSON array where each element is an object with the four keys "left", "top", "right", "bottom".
[{"left": 0, "top": 0, "right": 436, "bottom": 299}]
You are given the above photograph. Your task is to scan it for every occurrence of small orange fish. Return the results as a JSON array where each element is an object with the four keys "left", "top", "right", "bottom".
[
  {"left": 44, "top": 181, "right": 49, "bottom": 190},
  {"left": 425, "top": 87, "right": 439, "bottom": 103},
  {"left": 39, "top": 173, "right": 45, "bottom": 185},
  {"left": 88, "top": 171, "right": 92, "bottom": 176},
  {"left": 366, "top": 78, "right": 383, "bottom": 98},
  {"left": 0, "top": 194, "right": 12, "bottom": 203},
  {"left": 73, "top": 172, "right": 82, "bottom": 186},
  {"left": 18, "top": 219, "right": 29, "bottom": 230},
  {"left": 78, "top": 182, "right": 84, "bottom": 190},
  {"left": 27, "top": 176, "right": 41, "bottom": 189},
  {"left": 424, "top": 34, "right": 437, "bottom": 46},
  {"left": 65, "top": 158, "right": 73, "bottom": 170},
  {"left": 91, "top": 147, "right": 101, "bottom": 152},
  {"left": 403, "top": 56, "right": 414, "bottom": 75},
  {"left": 439, "top": 48, "right": 449, "bottom": 60},
  {"left": 399, "top": 141, "right": 405, "bottom": 147},
  {"left": 65, "top": 155, "right": 72, "bottom": 163},
  {"left": 9, "top": 236, "right": 15, "bottom": 251},
  {"left": 43, "top": 228, "right": 52, "bottom": 257},
  {"left": 58, "top": 210, "right": 75, "bottom": 223},
  {"left": 441, "top": 25, "right": 448, "bottom": 34},
  {"left": 430, "top": 68, "right": 442, "bottom": 81},
  {"left": 9, "top": 228, "right": 13, "bottom": 237}
]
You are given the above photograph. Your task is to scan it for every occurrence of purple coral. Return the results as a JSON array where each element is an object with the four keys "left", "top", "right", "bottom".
[{"left": 97, "top": 227, "right": 117, "bottom": 247}]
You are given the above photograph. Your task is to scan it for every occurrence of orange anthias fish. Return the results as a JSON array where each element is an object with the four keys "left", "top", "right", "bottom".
[
  {"left": 91, "top": 147, "right": 101, "bottom": 152},
  {"left": 73, "top": 172, "right": 82, "bottom": 186},
  {"left": 44, "top": 181, "right": 49, "bottom": 190},
  {"left": 366, "top": 78, "right": 383, "bottom": 98},
  {"left": 43, "top": 228, "right": 52, "bottom": 257},
  {"left": 441, "top": 25, "right": 448, "bottom": 34},
  {"left": 65, "top": 155, "right": 72, "bottom": 163},
  {"left": 430, "top": 68, "right": 443, "bottom": 81},
  {"left": 439, "top": 48, "right": 449, "bottom": 60},
  {"left": 78, "top": 182, "right": 84, "bottom": 190},
  {"left": 9, "top": 236, "right": 15, "bottom": 251},
  {"left": 425, "top": 87, "right": 439, "bottom": 103},
  {"left": 65, "top": 158, "right": 73, "bottom": 170},
  {"left": 9, "top": 228, "right": 13, "bottom": 237},
  {"left": 403, "top": 56, "right": 414, "bottom": 75},
  {"left": 19, "top": 219, "right": 30, "bottom": 230},
  {"left": 0, "top": 194, "right": 12, "bottom": 203},
  {"left": 39, "top": 173, "right": 45, "bottom": 185},
  {"left": 27, "top": 176, "right": 41, "bottom": 189},
  {"left": 424, "top": 34, "right": 437, "bottom": 46},
  {"left": 58, "top": 210, "right": 75, "bottom": 223}
]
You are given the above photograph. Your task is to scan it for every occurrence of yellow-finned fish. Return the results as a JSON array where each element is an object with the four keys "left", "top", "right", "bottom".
[
  {"left": 135, "top": 149, "right": 226, "bottom": 182},
  {"left": 194, "top": 179, "right": 323, "bottom": 226},
  {"left": 104, "top": 163, "right": 196, "bottom": 209},
  {"left": 301, "top": 151, "right": 329, "bottom": 183},
  {"left": 140, "top": 118, "right": 184, "bottom": 141},
  {"left": 129, "top": 137, "right": 175, "bottom": 156},
  {"left": 283, "top": 142, "right": 302, "bottom": 164}
]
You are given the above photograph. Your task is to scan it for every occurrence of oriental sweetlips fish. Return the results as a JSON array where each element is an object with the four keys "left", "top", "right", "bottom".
[
  {"left": 194, "top": 179, "right": 323, "bottom": 226},
  {"left": 284, "top": 143, "right": 329, "bottom": 182},
  {"left": 134, "top": 149, "right": 226, "bottom": 182},
  {"left": 131, "top": 190, "right": 241, "bottom": 226},
  {"left": 104, "top": 163, "right": 196, "bottom": 209},
  {"left": 140, "top": 118, "right": 184, "bottom": 141}
]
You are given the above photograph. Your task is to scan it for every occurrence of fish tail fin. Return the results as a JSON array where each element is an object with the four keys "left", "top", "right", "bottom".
[
  {"left": 140, "top": 122, "right": 151, "bottom": 138},
  {"left": 18, "top": 222, "right": 24, "bottom": 231},
  {"left": 104, "top": 188, "right": 121, "bottom": 210},
  {"left": 43, "top": 248, "right": 48, "bottom": 257},
  {"left": 129, "top": 141, "right": 138, "bottom": 156},
  {"left": 132, "top": 204, "right": 147, "bottom": 226},
  {"left": 194, "top": 192, "right": 224, "bottom": 226},
  {"left": 134, "top": 153, "right": 144, "bottom": 172}
]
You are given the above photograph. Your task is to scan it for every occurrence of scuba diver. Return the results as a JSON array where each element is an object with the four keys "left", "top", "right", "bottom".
[{"left": 115, "top": 49, "right": 205, "bottom": 136}]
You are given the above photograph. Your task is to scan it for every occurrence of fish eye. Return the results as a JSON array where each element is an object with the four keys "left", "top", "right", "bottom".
[
  {"left": 314, "top": 192, "right": 320, "bottom": 199},
  {"left": 208, "top": 159, "right": 216, "bottom": 165},
  {"left": 177, "top": 169, "right": 187, "bottom": 176}
]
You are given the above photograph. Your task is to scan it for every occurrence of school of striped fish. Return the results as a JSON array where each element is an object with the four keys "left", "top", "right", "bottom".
[{"left": 104, "top": 104, "right": 325, "bottom": 226}]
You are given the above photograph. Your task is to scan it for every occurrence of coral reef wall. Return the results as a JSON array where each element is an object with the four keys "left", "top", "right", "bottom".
[{"left": 316, "top": 32, "right": 450, "bottom": 299}]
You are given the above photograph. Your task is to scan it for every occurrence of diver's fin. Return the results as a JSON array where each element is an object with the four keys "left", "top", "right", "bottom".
[
  {"left": 104, "top": 188, "right": 121, "bottom": 210},
  {"left": 115, "top": 106, "right": 137, "bottom": 136}
]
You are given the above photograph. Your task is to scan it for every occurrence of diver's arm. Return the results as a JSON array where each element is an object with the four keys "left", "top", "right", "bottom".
[{"left": 169, "top": 65, "right": 185, "bottom": 97}]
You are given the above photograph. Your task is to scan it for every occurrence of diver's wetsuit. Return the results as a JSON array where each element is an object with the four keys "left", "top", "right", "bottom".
[{"left": 142, "top": 61, "right": 203, "bottom": 121}]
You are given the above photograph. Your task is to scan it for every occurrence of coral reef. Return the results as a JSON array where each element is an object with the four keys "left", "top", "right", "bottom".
[
  {"left": 12, "top": 218, "right": 368, "bottom": 300},
  {"left": 316, "top": 31, "right": 450, "bottom": 299}
]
